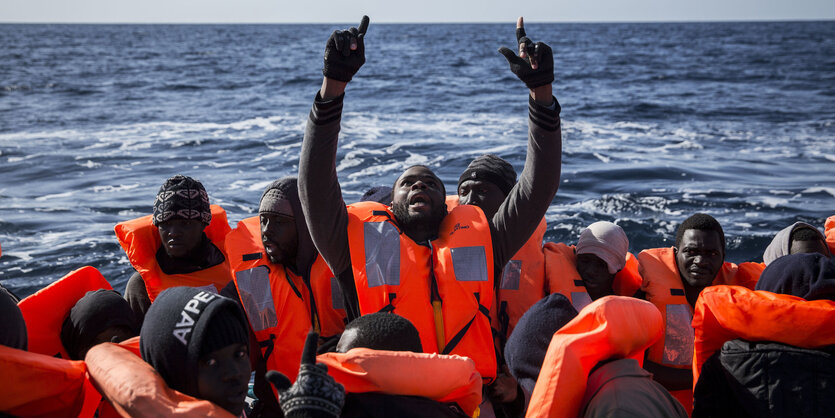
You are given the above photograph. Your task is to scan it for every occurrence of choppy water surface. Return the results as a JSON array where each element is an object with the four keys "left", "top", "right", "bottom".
[{"left": 1, "top": 22, "right": 833, "bottom": 297}]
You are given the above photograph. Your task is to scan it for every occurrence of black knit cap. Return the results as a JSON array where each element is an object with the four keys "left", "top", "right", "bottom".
[
  {"left": 153, "top": 175, "right": 212, "bottom": 226},
  {"left": 457, "top": 154, "right": 517, "bottom": 196},
  {"left": 60, "top": 289, "right": 139, "bottom": 360},
  {"left": 505, "top": 293, "right": 578, "bottom": 394},
  {"left": 140, "top": 287, "right": 249, "bottom": 397},
  {"left": 756, "top": 253, "right": 835, "bottom": 302}
]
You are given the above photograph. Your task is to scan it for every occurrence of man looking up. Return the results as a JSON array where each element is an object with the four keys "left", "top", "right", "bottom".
[{"left": 298, "top": 16, "right": 562, "bottom": 383}]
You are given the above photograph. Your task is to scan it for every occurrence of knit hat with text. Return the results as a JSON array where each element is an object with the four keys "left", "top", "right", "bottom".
[{"left": 140, "top": 287, "right": 249, "bottom": 397}]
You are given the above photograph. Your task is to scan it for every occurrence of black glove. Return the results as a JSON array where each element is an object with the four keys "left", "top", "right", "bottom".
[
  {"left": 323, "top": 15, "right": 370, "bottom": 82},
  {"left": 266, "top": 331, "right": 345, "bottom": 418},
  {"left": 498, "top": 20, "right": 554, "bottom": 89}
]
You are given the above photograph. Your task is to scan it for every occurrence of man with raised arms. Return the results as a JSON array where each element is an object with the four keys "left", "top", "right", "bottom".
[{"left": 298, "top": 15, "right": 562, "bottom": 385}]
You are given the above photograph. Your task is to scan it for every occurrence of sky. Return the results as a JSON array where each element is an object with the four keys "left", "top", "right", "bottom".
[{"left": 1, "top": 0, "right": 834, "bottom": 23}]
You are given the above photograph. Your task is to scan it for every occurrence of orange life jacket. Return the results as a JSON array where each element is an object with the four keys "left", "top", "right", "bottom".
[
  {"left": 638, "top": 247, "right": 752, "bottom": 370},
  {"left": 445, "top": 194, "right": 549, "bottom": 341},
  {"left": 318, "top": 348, "right": 483, "bottom": 417},
  {"left": 825, "top": 215, "right": 835, "bottom": 254},
  {"left": 114, "top": 204, "right": 233, "bottom": 301},
  {"left": 0, "top": 344, "right": 101, "bottom": 418},
  {"left": 525, "top": 296, "right": 664, "bottom": 418},
  {"left": 346, "top": 201, "right": 497, "bottom": 382},
  {"left": 491, "top": 218, "right": 546, "bottom": 341},
  {"left": 543, "top": 243, "right": 643, "bottom": 313},
  {"left": 638, "top": 247, "right": 752, "bottom": 414},
  {"left": 18, "top": 266, "right": 113, "bottom": 359},
  {"left": 85, "top": 342, "right": 235, "bottom": 418},
  {"left": 691, "top": 285, "right": 835, "bottom": 385},
  {"left": 224, "top": 216, "right": 345, "bottom": 384}
]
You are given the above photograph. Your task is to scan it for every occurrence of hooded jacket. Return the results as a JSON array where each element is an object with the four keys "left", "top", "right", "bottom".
[
  {"left": 763, "top": 222, "right": 830, "bottom": 266},
  {"left": 691, "top": 284, "right": 835, "bottom": 418}
]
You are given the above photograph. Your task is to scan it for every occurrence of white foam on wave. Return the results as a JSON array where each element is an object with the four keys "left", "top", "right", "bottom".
[
  {"left": 92, "top": 183, "right": 140, "bottom": 193},
  {"left": 34, "top": 191, "right": 76, "bottom": 201},
  {"left": 802, "top": 187, "right": 835, "bottom": 198}
]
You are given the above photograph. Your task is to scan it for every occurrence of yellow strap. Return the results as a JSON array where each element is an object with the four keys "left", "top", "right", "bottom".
[{"left": 432, "top": 300, "right": 445, "bottom": 352}]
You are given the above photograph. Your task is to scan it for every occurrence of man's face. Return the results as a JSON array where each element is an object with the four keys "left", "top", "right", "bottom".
[
  {"left": 157, "top": 219, "right": 205, "bottom": 259},
  {"left": 260, "top": 213, "right": 298, "bottom": 266},
  {"left": 390, "top": 166, "right": 447, "bottom": 233},
  {"left": 790, "top": 239, "right": 830, "bottom": 257},
  {"left": 458, "top": 179, "right": 506, "bottom": 220},
  {"left": 196, "top": 343, "right": 251, "bottom": 416},
  {"left": 675, "top": 229, "right": 725, "bottom": 288},
  {"left": 576, "top": 253, "right": 615, "bottom": 301}
]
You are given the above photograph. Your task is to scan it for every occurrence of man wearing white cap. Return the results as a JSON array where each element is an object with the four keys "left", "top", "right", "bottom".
[{"left": 543, "top": 221, "right": 642, "bottom": 312}]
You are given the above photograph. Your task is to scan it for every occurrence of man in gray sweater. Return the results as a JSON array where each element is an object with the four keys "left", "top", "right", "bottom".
[{"left": 298, "top": 16, "right": 562, "bottom": 386}]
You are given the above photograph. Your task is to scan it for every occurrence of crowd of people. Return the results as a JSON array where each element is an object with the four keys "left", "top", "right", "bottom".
[{"left": 2, "top": 15, "right": 835, "bottom": 418}]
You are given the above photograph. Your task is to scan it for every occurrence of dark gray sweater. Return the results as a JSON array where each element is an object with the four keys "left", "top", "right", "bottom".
[{"left": 298, "top": 92, "right": 562, "bottom": 319}]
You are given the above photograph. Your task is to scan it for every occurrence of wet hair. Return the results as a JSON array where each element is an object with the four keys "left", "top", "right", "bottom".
[
  {"left": 675, "top": 213, "right": 725, "bottom": 250},
  {"left": 392, "top": 165, "right": 446, "bottom": 196},
  {"left": 343, "top": 312, "right": 422, "bottom": 353},
  {"left": 791, "top": 227, "right": 824, "bottom": 243}
]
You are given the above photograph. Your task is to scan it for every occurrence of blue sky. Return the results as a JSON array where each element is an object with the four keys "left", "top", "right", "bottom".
[{"left": 2, "top": 0, "right": 834, "bottom": 23}]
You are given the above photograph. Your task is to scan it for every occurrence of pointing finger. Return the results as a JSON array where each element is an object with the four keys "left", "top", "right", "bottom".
[
  {"left": 300, "top": 330, "right": 320, "bottom": 365},
  {"left": 357, "top": 15, "right": 370, "bottom": 36},
  {"left": 515, "top": 16, "right": 526, "bottom": 44}
]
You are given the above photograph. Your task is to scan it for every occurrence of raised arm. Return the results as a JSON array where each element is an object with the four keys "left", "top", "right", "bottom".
[
  {"left": 298, "top": 16, "right": 369, "bottom": 278},
  {"left": 492, "top": 17, "right": 563, "bottom": 269}
]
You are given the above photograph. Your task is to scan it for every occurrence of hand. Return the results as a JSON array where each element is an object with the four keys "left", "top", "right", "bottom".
[
  {"left": 266, "top": 331, "right": 345, "bottom": 418},
  {"left": 322, "top": 15, "right": 370, "bottom": 83},
  {"left": 498, "top": 17, "right": 554, "bottom": 90},
  {"left": 488, "top": 365, "right": 520, "bottom": 403}
]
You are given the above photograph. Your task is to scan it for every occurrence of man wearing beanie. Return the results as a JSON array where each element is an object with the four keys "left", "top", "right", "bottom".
[
  {"left": 299, "top": 18, "right": 561, "bottom": 387},
  {"left": 118, "top": 174, "right": 232, "bottom": 321},
  {"left": 140, "top": 286, "right": 251, "bottom": 416},
  {"left": 221, "top": 176, "right": 346, "bottom": 414},
  {"left": 455, "top": 154, "right": 548, "bottom": 416},
  {"left": 60, "top": 289, "right": 139, "bottom": 360}
]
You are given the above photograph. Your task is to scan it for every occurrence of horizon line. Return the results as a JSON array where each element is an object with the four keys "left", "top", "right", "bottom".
[{"left": 1, "top": 17, "right": 833, "bottom": 25}]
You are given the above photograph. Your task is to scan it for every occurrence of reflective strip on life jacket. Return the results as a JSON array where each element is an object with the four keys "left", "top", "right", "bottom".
[
  {"left": 491, "top": 217, "right": 546, "bottom": 341},
  {"left": 114, "top": 204, "right": 232, "bottom": 301},
  {"left": 85, "top": 343, "right": 235, "bottom": 418},
  {"left": 525, "top": 296, "right": 663, "bottom": 418},
  {"left": 346, "top": 201, "right": 497, "bottom": 382},
  {"left": 225, "top": 216, "right": 309, "bottom": 384},
  {"left": 692, "top": 285, "right": 835, "bottom": 386},
  {"left": 318, "top": 347, "right": 483, "bottom": 417},
  {"left": 18, "top": 266, "right": 113, "bottom": 358},
  {"left": 0, "top": 344, "right": 97, "bottom": 418}
]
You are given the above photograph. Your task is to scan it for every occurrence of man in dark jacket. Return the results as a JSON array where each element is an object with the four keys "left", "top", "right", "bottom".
[{"left": 692, "top": 253, "right": 835, "bottom": 418}]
